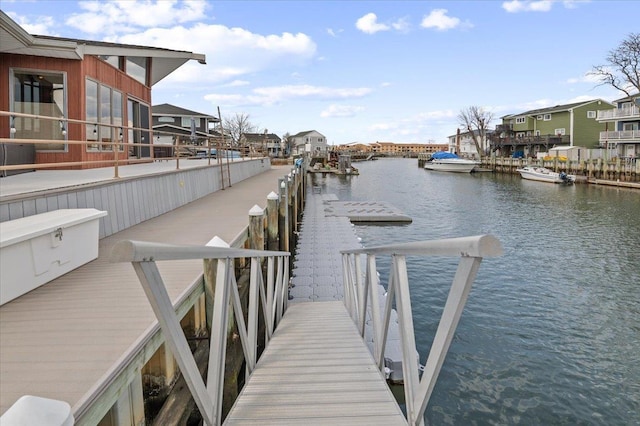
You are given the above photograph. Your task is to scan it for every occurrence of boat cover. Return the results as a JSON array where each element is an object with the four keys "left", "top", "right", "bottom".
[{"left": 431, "top": 152, "right": 459, "bottom": 159}]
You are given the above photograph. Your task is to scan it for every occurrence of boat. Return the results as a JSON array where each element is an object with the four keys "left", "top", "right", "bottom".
[
  {"left": 424, "top": 152, "right": 480, "bottom": 173},
  {"left": 516, "top": 166, "right": 576, "bottom": 184}
]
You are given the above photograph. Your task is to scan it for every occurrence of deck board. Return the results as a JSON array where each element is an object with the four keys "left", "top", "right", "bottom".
[{"left": 224, "top": 301, "right": 406, "bottom": 425}]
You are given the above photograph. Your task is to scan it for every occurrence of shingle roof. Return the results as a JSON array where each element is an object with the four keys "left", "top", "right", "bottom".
[{"left": 152, "top": 103, "right": 219, "bottom": 120}]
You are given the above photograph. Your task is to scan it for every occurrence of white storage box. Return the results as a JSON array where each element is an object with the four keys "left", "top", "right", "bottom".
[{"left": 0, "top": 208, "right": 107, "bottom": 306}]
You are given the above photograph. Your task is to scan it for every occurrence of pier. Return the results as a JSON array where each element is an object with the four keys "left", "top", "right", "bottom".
[{"left": 0, "top": 158, "right": 502, "bottom": 425}]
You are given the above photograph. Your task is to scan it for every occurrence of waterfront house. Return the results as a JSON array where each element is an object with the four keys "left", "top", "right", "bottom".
[
  {"left": 240, "top": 132, "right": 283, "bottom": 157},
  {"left": 290, "top": 130, "right": 328, "bottom": 156},
  {"left": 0, "top": 10, "right": 205, "bottom": 174},
  {"left": 152, "top": 103, "right": 220, "bottom": 158},
  {"left": 447, "top": 130, "right": 495, "bottom": 158},
  {"left": 493, "top": 99, "right": 614, "bottom": 157},
  {"left": 595, "top": 93, "right": 640, "bottom": 159}
]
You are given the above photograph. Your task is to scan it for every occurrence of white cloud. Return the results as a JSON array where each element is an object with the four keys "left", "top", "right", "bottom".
[
  {"left": 356, "top": 13, "right": 390, "bottom": 34},
  {"left": 320, "top": 105, "right": 365, "bottom": 118},
  {"left": 65, "top": 0, "right": 208, "bottom": 35},
  {"left": 227, "top": 80, "right": 251, "bottom": 87},
  {"left": 392, "top": 17, "right": 411, "bottom": 33},
  {"left": 502, "top": 1, "right": 553, "bottom": 13},
  {"left": 204, "top": 84, "right": 372, "bottom": 108},
  {"left": 6, "top": 12, "right": 56, "bottom": 35},
  {"left": 253, "top": 85, "right": 372, "bottom": 100},
  {"left": 421, "top": 9, "right": 469, "bottom": 31},
  {"left": 566, "top": 72, "right": 602, "bottom": 85},
  {"left": 116, "top": 24, "right": 317, "bottom": 85},
  {"left": 327, "top": 28, "right": 343, "bottom": 37}
]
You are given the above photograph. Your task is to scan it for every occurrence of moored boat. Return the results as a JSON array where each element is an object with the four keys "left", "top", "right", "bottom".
[
  {"left": 424, "top": 152, "right": 479, "bottom": 173},
  {"left": 516, "top": 166, "right": 575, "bottom": 184}
]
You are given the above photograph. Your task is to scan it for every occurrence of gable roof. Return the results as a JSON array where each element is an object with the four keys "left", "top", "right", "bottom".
[
  {"left": 0, "top": 10, "right": 205, "bottom": 86},
  {"left": 503, "top": 99, "right": 613, "bottom": 119},
  {"left": 290, "top": 130, "right": 324, "bottom": 138},
  {"left": 152, "top": 103, "right": 219, "bottom": 121},
  {"left": 242, "top": 133, "right": 281, "bottom": 142}
]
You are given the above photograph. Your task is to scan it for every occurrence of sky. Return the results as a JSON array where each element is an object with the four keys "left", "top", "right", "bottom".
[{"left": 2, "top": 0, "right": 639, "bottom": 145}]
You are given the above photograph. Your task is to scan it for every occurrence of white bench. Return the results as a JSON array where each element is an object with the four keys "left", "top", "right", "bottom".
[{"left": 0, "top": 208, "right": 107, "bottom": 306}]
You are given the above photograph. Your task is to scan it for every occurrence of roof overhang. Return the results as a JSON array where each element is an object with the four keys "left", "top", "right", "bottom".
[
  {"left": 1, "top": 11, "right": 83, "bottom": 60},
  {"left": 1, "top": 10, "right": 206, "bottom": 86}
]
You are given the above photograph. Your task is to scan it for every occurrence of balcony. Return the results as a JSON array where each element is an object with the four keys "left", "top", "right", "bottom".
[
  {"left": 599, "top": 130, "right": 640, "bottom": 143},
  {"left": 596, "top": 105, "right": 640, "bottom": 121},
  {"left": 490, "top": 134, "right": 569, "bottom": 147}
]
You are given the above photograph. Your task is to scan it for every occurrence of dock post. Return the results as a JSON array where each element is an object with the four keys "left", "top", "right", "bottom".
[
  {"left": 249, "top": 205, "right": 265, "bottom": 250},
  {"left": 267, "top": 191, "right": 279, "bottom": 251},
  {"left": 203, "top": 236, "right": 229, "bottom": 332},
  {"left": 278, "top": 178, "right": 288, "bottom": 253}
]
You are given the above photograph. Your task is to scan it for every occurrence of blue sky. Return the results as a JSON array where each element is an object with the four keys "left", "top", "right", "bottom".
[{"left": 3, "top": 0, "right": 638, "bottom": 145}]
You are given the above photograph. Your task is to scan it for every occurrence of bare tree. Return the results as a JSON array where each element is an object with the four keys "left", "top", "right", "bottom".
[
  {"left": 223, "top": 113, "right": 258, "bottom": 146},
  {"left": 458, "top": 106, "right": 494, "bottom": 158},
  {"left": 590, "top": 32, "right": 640, "bottom": 96},
  {"left": 281, "top": 132, "right": 291, "bottom": 157}
]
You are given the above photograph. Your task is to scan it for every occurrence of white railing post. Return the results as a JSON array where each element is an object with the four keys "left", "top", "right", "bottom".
[
  {"left": 339, "top": 234, "right": 503, "bottom": 425},
  {"left": 110, "top": 240, "right": 290, "bottom": 426},
  {"left": 412, "top": 256, "right": 483, "bottom": 424}
]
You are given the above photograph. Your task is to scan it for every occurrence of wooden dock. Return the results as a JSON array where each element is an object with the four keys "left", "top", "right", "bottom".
[{"left": 224, "top": 301, "right": 406, "bottom": 425}]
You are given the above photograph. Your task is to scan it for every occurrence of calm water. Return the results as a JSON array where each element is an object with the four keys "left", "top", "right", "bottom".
[{"left": 308, "top": 158, "right": 640, "bottom": 425}]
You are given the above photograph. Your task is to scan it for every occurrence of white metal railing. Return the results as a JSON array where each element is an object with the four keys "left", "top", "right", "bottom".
[
  {"left": 110, "top": 240, "right": 290, "bottom": 426},
  {"left": 599, "top": 129, "right": 640, "bottom": 141},
  {"left": 596, "top": 105, "right": 640, "bottom": 120},
  {"left": 341, "top": 235, "right": 503, "bottom": 426}
]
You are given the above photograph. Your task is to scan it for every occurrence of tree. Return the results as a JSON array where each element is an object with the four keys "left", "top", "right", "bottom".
[
  {"left": 590, "top": 32, "right": 640, "bottom": 96},
  {"left": 458, "top": 106, "right": 494, "bottom": 158},
  {"left": 223, "top": 113, "right": 258, "bottom": 146}
]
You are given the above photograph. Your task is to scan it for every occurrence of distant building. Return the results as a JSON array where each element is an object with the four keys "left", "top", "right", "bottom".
[
  {"left": 495, "top": 99, "right": 614, "bottom": 157},
  {"left": 369, "top": 142, "right": 447, "bottom": 156},
  {"left": 595, "top": 93, "right": 640, "bottom": 159},
  {"left": 290, "top": 130, "right": 327, "bottom": 156},
  {"left": 447, "top": 130, "right": 495, "bottom": 158},
  {"left": 152, "top": 103, "right": 220, "bottom": 157},
  {"left": 240, "top": 132, "right": 283, "bottom": 157}
]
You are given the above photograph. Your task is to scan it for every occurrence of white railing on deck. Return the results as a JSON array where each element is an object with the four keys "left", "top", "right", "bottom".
[
  {"left": 341, "top": 235, "right": 503, "bottom": 426},
  {"left": 110, "top": 240, "right": 290, "bottom": 426}
]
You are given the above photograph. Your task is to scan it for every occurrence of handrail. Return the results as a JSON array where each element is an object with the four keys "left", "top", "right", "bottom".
[
  {"left": 341, "top": 234, "right": 503, "bottom": 426},
  {"left": 110, "top": 240, "right": 290, "bottom": 426}
]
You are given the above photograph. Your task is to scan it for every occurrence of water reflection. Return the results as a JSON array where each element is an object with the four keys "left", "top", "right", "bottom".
[{"left": 312, "top": 158, "right": 640, "bottom": 424}]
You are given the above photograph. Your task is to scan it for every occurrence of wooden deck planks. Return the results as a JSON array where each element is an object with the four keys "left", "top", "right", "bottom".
[{"left": 224, "top": 301, "right": 407, "bottom": 425}]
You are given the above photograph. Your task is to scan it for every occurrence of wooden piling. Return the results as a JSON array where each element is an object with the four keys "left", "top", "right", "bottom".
[
  {"left": 248, "top": 205, "right": 265, "bottom": 250},
  {"left": 266, "top": 192, "right": 279, "bottom": 251}
]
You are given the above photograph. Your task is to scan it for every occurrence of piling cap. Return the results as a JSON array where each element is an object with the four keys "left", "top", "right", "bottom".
[
  {"left": 249, "top": 205, "right": 264, "bottom": 216},
  {"left": 206, "top": 236, "right": 229, "bottom": 248},
  {"left": 267, "top": 191, "right": 278, "bottom": 200}
]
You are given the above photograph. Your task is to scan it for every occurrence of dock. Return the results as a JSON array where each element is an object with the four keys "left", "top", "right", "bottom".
[{"left": 224, "top": 301, "right": 406, "bottom": 425}]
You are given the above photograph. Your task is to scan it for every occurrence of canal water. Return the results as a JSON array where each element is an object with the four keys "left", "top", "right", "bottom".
[{"left": 308, "top": 158, "right": 640, "bottom": 425}]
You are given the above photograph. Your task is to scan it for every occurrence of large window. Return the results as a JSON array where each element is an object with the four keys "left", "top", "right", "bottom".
[
  {"left": 85, "top": 78, "right": 123, "bottom": 152},
  {"left": 126, "top": 57, "right": 148, "bottom": 85},
  {"left": 11, "top": 70, "right": 67, "bottom": 151},
  {"left": 127, "top": 98, "right": 151, "bottom": 158}
]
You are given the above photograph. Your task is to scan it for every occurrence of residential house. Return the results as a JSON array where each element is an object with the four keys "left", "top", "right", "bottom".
[
  {"left": 0, "top": 11, "right": 205, "bottom": 174},
  {"left": 595, "top": 93, "right": 640, "bottom": 159},
  {"left": 152, "top": 103, "right": 220, "bottom": 157},
  {"left": 447, "top": 130, "right": 495, "bottom": 158},
  {"left": 240, "top": 132, "right": 283, "bottom": 157},
  {"left": 493, "top": 99, "right": 614, "bottom": 157},
  {"left": 290, "top": 130, "right": 327, "bottom": 156}
]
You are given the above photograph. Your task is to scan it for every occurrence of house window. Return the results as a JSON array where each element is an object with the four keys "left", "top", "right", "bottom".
[
  {"left": 535, "top": 130, "right": 541, "bottom": 136},
  {"left": 515, "top": 117, "right": 526, "bottom": 124},
  {"left": 181, "top": 117, "right": 201, "bottom": 128},
  {"left": 86, "top": 79, "right": 124, "bottom": 152},
  {"left": 11, "top": 70, "right": 67, "bottom": 151},
  {"left": 98, "top": 55, "right": 121, "bottom": 69},
  {"left": 537, "top": 115, "right": 543, "bottom": 120},
  {"left": 587, "top": 111, "right": 596, "bottom": 118},
  {"left": 544, "top": 114, "right": 551, "bottom": 121},
  {"left": 158, "top": 116, "right": 174, "bottom": 123},
  {"left": 555, "top": 128, "right": 566, "bottom": 135},
  {"left": 126, "top": 57, "right": 148, "bottom": 85},
  {"left": 128, "top": 99, "right": 151, "bottom": 158}
]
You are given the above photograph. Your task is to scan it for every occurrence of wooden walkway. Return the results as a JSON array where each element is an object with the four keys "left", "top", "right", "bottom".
[{"left": 224, "top": 301, "right": 406, "bottom": 425}]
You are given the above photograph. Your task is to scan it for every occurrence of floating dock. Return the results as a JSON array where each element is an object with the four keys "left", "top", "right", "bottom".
[{"left": 290, "top": 189, "right": 408, "bottom": 382}]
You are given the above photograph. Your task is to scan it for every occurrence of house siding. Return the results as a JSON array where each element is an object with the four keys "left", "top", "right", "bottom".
[
  {"left": 1, "top": 54, "right": 152, "bottom": 169},
  {"left": 572, "top": 103, "right": 608, "bottom": 148}
]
